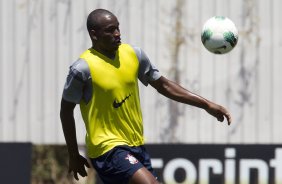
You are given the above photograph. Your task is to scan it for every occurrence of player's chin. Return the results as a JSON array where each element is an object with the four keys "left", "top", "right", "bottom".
[
  {"left": 112, "top": 42, "right": 121, "bottom": 50},
  {"left": 112, "top": 40, "right": 121, "bottom": 50}
]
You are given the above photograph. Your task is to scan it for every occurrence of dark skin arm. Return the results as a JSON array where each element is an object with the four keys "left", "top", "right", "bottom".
[
  {"left": 149, "top": 76, "right": 232, "bottom": 125},
  {"left": 60, "top": 98, "right": 90, "bottom": 180}
]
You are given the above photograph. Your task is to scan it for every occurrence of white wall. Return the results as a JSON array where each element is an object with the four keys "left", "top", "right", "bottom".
[{"left": 0, "top": 0, "right": 282, "bottom": 144}]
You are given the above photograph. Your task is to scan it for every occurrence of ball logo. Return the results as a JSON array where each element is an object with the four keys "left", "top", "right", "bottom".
[{"left": 125, "top": 154, "right": 139, "bottom": 164}]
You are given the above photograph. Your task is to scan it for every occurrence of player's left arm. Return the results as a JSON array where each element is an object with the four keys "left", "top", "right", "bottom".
[{"left": 149, "top": 76, "right": 232, "bottom": 125}]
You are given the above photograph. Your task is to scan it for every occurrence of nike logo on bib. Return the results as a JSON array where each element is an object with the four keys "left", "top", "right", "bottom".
[{"left": 113, "top": 94, "right": 131, "bottom": 108}]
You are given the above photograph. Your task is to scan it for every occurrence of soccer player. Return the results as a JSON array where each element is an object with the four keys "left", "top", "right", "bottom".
[{"left": 60, "top": 8, "right": 232, "bottom": 184}]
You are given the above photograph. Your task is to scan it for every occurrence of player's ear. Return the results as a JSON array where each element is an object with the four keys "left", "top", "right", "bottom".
[{"left": 90, "top": 29, "right": 97, "bottom": 41}]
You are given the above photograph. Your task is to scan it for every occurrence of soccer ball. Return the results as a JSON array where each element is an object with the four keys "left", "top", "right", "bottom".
[{"left": 201, "top": 16, "right": 238, "bottom": 54}]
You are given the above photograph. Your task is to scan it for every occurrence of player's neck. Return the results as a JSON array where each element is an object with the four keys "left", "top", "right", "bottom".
[{"left": 92, "top": 46, "right": 116, "bottom": 60}]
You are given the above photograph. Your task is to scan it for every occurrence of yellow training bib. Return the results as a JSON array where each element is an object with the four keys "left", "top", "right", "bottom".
[{"left": 80, "top": 44, "right": 144, "bottom": 158}]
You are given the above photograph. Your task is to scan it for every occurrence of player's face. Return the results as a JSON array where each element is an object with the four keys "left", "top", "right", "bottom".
[{"left": 94, "top": 14, "right": 121, "bottom": 54}]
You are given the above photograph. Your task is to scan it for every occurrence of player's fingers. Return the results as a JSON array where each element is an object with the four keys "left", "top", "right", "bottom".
[
  {"left": 85, "top": 163, "right": 90, "bottom": 168},
  {"left": 74, "top": 172, "right": 79, "bottom": 180},
  {"left": 227, "top": 118, "right": 232, "bottom": 125},
  {"left": 84, "top": 158, "right": 90, "bottom": 168},
  {"left": 224, "top": 114, "right": 231, "bottom": 125},
  {"left": 220, "top": 107, "right": 232, "bottom": 125},
  {"left": 217, "top": 115, "right": 224, "bottom": 122},
  {"left": 79, "top": 169, "right": 88, "bottom": 177}
]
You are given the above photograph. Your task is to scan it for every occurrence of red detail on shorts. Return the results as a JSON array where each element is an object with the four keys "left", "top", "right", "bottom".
[{"left": 125, "top": 154, "right": 139, "bottom": 164}]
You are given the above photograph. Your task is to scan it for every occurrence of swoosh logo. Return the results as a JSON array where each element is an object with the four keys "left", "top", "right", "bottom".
[
  {"left": 113, "top": 94, "right": 131, "bottom": 109},
  {"left": 215, "top": 45, "right": 227, "bottom": 49}
]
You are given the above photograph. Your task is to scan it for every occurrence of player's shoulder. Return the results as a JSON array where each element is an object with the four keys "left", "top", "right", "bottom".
[
  {"left": 120, "top": 43, "right": 141, "bottom": 53},
  {"left": 71, "top": 58, "right": 89, "bottom": 73},
  {"left": 130, "top": 44, "right": 141, "bottom": 54},
  {"left": 69, "top": 58, "right": 90, "bottom": 80},
  {"left": 124, "top": 44, "right": 143, "bottom": 60}
]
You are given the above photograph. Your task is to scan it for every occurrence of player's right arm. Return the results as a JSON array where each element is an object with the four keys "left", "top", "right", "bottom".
[
  {"left": 60, "top": 99, "right": 89, "bottom": 180},
  {"left": 60, "top": 58, "right": 91, "bottom": 180}
]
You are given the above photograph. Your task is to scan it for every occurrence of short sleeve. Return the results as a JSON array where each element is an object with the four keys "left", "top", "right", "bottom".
[
  {"left": 62, "top": 58, "right": 92, "bottom": 104},
  {"left": 133, "top": 47, "right": 161, "bottom": 86}
]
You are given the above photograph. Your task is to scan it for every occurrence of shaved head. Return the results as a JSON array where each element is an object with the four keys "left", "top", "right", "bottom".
[
  {"left": 86, "top": 9, "right": 121, "bottom": 57},
  {"left": 87, "top": 9, "right": 116, "bottom": 32}
]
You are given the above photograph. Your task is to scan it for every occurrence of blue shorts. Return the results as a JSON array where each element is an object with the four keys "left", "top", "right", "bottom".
[{"left": 90, "top": 145, "right": 156, "bottom": 184}]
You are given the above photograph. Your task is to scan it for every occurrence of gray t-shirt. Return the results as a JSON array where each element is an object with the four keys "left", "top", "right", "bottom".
[{"left": 63, "top": 46, "right": 161, "bottom": 104}]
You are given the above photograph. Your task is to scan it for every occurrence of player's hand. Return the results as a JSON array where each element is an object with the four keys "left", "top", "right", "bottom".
[
  {"left": 205, "top": 102, "right": 232, "bottom": 125},
  {"left": 68, "top": 154, "right": 90, "bottom": 180}
]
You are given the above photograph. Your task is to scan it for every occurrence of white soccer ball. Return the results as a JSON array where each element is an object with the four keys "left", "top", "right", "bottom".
[{"left": 201, "top": 16, "right": 238, "bottom": 54}]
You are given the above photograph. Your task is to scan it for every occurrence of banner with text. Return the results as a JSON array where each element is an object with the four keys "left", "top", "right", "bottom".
[{"left": 145, "top": 144, "right": 282, "bottom": 184}]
